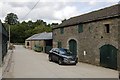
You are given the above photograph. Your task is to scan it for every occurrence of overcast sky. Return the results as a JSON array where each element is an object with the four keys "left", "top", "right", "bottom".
[{"left": 0, "top": 0, "right": 119, "bottom": 24}]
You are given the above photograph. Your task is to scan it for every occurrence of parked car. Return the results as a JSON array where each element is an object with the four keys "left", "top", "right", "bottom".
[
  {"left": 33, "top": 45, "right": 43, "bottom": 52},
  {"left": 48, "top": 48, "right": 78, "bottom": 65}
]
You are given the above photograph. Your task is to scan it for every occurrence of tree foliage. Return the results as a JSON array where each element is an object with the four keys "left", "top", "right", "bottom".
[
  {"left": 5, "top": 13, "right": 18, "bottom": 25},
  {"left": 4, "top": 13, "right": 56, "bottom": 43},
  {"left": 11, "top": 20, "right": 52, "bottom": 43}
]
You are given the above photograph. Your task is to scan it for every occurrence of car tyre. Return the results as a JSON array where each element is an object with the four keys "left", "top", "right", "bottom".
[
  {"left": 49, "top": 55, "right": 52, "bottom": 61},
  {"left": 58, "top": 58, "right": 63, "bottom": 65},
  {"left": 73, "top": 63, "right": 77, "bottom": 65}
]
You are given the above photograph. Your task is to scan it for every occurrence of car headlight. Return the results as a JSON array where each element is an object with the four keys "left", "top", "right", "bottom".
[{"left": 63, "top": 58, "right": 69, "bottom": 62}]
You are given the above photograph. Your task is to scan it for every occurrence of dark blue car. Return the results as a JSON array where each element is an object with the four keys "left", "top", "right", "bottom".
[{"left": 48, "top": 48, "right": 78, "bottom": 65}]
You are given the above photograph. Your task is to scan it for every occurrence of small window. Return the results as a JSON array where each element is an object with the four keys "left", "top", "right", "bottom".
[
  {"left": 89, "top": 26, "right": 91, "bottom": 33},
  {"left": 58, "top": 42, "right": 62, "bottom": 48},
  {"left": 60, "top": 28, "right": 64, "bottom": 34},
  {"left": 105, "top": 24, "right": 110, "bottom": 33},
  {"left": 27, "top": 42, "right": 29, "bottom": 46},
  {"left": 78, "top": 24, "right": 83, "bottom": 33}
]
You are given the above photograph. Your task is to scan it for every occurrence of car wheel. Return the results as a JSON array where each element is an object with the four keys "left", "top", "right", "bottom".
[
  {"left": 76, "top": 58, "right": 78, "bottom": 63},
  {"left": 58, "top": 59, "right": 63, "bottom": 65},
  {"left": 49, "top": 55, "right": 52, "bottom": 61},
  {"left": 73, "top": 63, "right": 77, "bottom": 65}
]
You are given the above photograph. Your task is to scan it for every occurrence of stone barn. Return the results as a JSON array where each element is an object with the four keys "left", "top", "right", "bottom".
[
  {"left": 25, "top": 32, "right": 52, "bottom": 53},
  {"left": 53, "top": 4, "right": 120, "bottom": 70}
]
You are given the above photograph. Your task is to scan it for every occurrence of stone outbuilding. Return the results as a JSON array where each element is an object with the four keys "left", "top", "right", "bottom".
[
  {"left": 53, "top": 4, "right": 120, "bottom": 70},
  {"left": 25, "top": 32, "right": 52, "bottom": 53}
]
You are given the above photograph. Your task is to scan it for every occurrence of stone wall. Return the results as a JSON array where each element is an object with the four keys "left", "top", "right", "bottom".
[
  {"left": 53, "top": 18, "right": 119, "bottom": 66},
  {"left": 25, "top": 41, "right": 30, "bottom": 49},
  {"left": 25, "top": 40, "right": 45, "bottom": 51}
]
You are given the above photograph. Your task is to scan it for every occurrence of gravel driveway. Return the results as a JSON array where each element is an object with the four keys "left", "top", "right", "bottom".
[{"left": 7, "top": 45, "right": 118, "bottom": 78}]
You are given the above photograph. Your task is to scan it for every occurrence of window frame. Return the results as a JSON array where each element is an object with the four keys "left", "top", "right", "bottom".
[
  {"left": 78, "top": 24, "right": 83, "bottom": 33},
  {"left": 105, "top": 24, "right": 110, "bottom": 33},
  {"left": 27, "top": 42, "right": 29, "bottom": 46},
  {"left": 57, "top": 41, "right": 62, "bottom": 48},
  {"left": 60, "top": 28, "right": 64, "bottom": 34}
]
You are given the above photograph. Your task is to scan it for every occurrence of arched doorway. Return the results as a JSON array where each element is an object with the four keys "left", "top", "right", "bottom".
[
  {"left": 100, "top": 44, "right": 117, "bottom": 70},
  {"left": 69, "top": 39, "right": 77, "bottom": 54}
]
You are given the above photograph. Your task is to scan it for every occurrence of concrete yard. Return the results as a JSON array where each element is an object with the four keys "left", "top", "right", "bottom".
[{"left": 4, "top": 45, "right": 118, "bottom": 78}]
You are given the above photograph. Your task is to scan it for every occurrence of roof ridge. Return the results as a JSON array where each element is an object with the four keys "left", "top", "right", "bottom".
[
  {"left": 26, "top": 32, "right": 52, "bottom": 41},
  {"left": 69, "top": 4, "right": 119, "bottom": 20}
]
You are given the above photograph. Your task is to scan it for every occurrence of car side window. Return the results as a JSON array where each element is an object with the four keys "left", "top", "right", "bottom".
[
  {"left": 52, "top": 48, "right": 55, "bottom": 52},
  {"left": 55, "top": 49, "right": 58, "bottom": 52},
  {"left": 50, "top": 48, "right": 56, "bottom": 53},
  {"left": 59, "top": 50, "right": 65, "bottom": 54}
]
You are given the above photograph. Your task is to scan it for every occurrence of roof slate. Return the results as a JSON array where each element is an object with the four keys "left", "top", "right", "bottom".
[{"left": 26, "top": 32, "right": 52, "bottom": 41}]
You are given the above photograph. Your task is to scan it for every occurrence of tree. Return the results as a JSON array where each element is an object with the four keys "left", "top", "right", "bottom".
[
  {"left": 5, "top": 13, "right": 18, "bottom": 25},
  {"left": 4, "top": 13, "right": 19, "bottom": 45},
  {"left": 4, "top": 18, "right": 52, "bottom": 43}
]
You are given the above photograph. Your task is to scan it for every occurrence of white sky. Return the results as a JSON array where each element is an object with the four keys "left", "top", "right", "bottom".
[{"left": 0, "top": 0, "right": 119, "bottom": 24}]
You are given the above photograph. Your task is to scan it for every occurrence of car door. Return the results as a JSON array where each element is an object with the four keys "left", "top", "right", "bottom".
[
  {"left": 52, "top": 48, "right": 59, "bottom": 61},
  {"left": 55, "top": 49, "right": 61, "bottom": 61}
]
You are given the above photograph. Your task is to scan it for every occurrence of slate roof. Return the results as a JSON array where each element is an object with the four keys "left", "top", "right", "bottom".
[
  {"left": 53, "top": 4, "right": 120, "bottom": 28},
  {"left": 26, "top": 32, "right": 52, "bottom": 41}
]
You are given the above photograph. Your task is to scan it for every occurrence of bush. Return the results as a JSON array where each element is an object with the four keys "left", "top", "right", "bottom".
[
  {"left": 9, "top": 44, "right": 15, "bottom": 50},
  {"left": 33, "top": 45, "right": 43, "bottom": 52}
]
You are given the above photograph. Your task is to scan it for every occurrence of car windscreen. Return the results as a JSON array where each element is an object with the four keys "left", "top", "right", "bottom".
[{"left": 59, "top": 49, "right": 72, "bottom": 55}]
